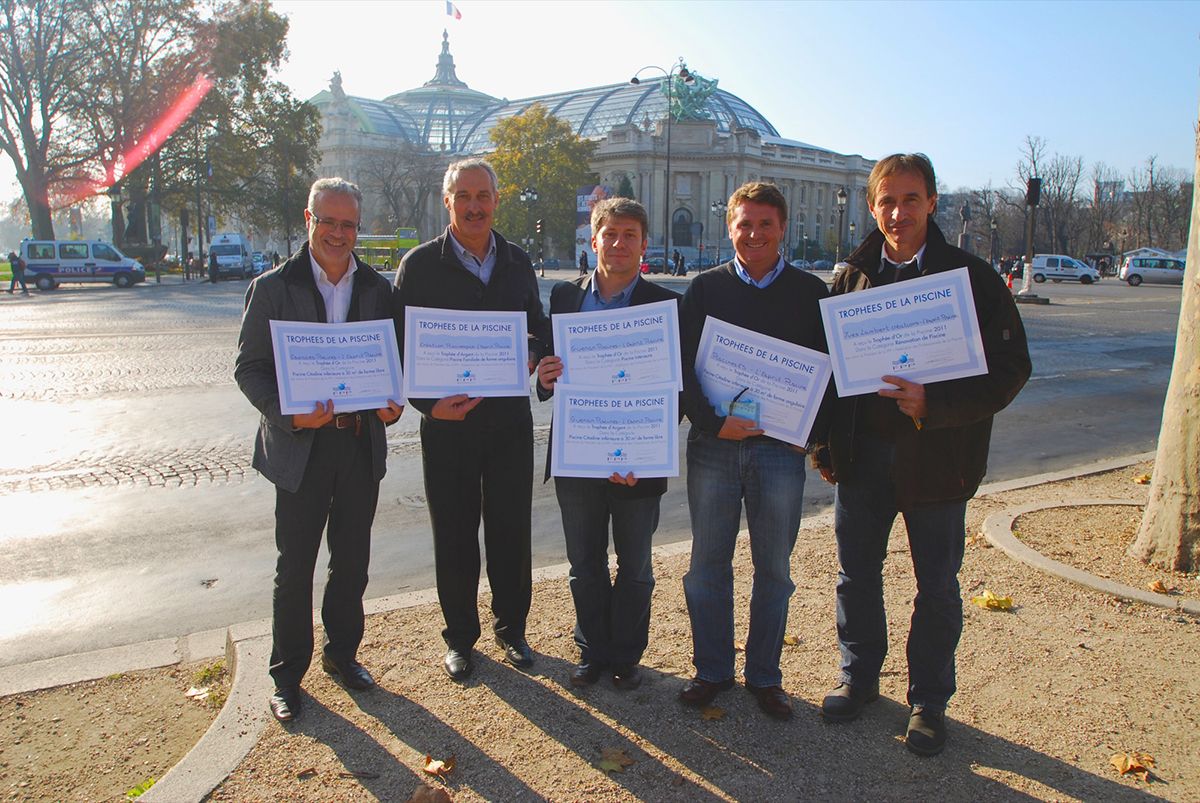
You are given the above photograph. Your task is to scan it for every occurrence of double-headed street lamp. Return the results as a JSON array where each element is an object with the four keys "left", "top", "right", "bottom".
[
  {"left": 835, "top": 186, "right": 848, "bottom": 262},
  {"left": 710, "top": 199, "right": 726, "bottom": 265},
  {"left": 631, "top": 59, "right": 694, "bottom": 262},
  {"left": 519, "top": 186, "right": 541, "bottom": 275}
]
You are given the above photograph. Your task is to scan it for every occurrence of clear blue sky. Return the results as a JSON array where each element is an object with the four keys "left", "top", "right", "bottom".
[{"left": 2, "top": 0, "right": 1196, "bottom": 205}]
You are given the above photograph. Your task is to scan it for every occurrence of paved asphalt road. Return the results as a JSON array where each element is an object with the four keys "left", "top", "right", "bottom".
[{"left": 0, "top": 271, "right": 1181, "bottom": 666}]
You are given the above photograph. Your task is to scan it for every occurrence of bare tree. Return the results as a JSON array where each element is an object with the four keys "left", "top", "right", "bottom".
[
  {"left": 0, "top": 0, "right": 89, "bottom": 238},
  {"left": 1127, "top": 156, "right": 1157, "bottom": 248},
  {"left": 1128, "top": 114, "right": 1200, "bottom": 571},
  {"left": 1040, "top": 154, "right": 1084, "bottom": 253},
  {"left": 357, "top": 143, "right": 442, "bottom": 236},
  {"left": 1088, "top": 162, "right": 1124, "bottom": 257}
]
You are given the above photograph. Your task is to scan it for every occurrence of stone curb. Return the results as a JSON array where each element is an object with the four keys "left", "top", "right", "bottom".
[{"left": 982, "top": 498, "right": 1200, "bottom": 617}]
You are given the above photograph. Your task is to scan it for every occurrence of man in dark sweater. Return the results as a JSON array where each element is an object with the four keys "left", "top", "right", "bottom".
[
  {"left": 393, "top": 158, "right": 551, "bottom": 682},
  {"left": 677, "top": 182, "right": 830, "bottom": 721},
  {"left": 813, "top": 154, "right": 1030, "bottom": 756}
]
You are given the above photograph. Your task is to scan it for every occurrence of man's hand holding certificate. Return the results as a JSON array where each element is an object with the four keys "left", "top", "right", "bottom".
[{"left": 819, "top": 267, "right": 988, "bottom": 397}]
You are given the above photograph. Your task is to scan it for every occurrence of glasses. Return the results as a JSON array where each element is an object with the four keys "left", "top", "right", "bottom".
[{"left": 310, "top": 215, "right": 360, "bottom": 234}]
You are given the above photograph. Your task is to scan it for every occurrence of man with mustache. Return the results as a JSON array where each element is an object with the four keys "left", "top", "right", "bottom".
[
  {"left": 393, "top": 158, "right": 551, "bottom": 681},
  {"left": 814, "top": 153, "right": 1030, "bottom": 756}
]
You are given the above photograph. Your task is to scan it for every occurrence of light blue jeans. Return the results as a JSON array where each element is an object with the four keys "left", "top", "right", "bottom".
[{"left": 683, "top": 429, "right": 806, "bottom": 687}]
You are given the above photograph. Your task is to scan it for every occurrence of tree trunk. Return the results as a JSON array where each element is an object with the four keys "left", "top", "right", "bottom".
[
  {"left": 22, "top": 174, "right": 56, "bottom": 240},
  {"left": 1127, "top": 102, "right": 1200, "bottom": 571}
]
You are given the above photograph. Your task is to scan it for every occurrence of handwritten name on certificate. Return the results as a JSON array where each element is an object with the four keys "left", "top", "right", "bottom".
[
  {"left": 402, "top": 307, "right": 530, "bottom": 398},
  {"left": 551, "top": 383, "right": 679, "bottom": 478},
  {"left": 694, "top": 318, "right": 832, "bottom": 448},
  {"left": 552, "top": 299, "right": 682, "bottom": 390},
  {"left": 819, "top": 267, "right": 987, "bottom": 397},
  {"left": 269, "top": 320, "right": 403, "bottom": 415}
]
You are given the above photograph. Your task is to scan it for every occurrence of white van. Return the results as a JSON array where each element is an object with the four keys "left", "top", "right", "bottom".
[
  {"left": 209, "top": 233, "right": 253, "bottom": 280},
  {"left": 1030, "top": 254, "right": 1100, "bottom": 285},
  {"left": 20, "top": 239, "right": 146, "bottom": 290}
]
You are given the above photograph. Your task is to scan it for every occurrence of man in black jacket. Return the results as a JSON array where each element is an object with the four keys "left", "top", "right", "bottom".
[
  {"left": 236, "top": 178, "right": 404, "bottom": 723},
  {"left": 678, "top": 182, "right": 830, "bottom": 721},
  {"left": 814, "top": 154, "right": 1031, "bottom": 756},
  {"left": 535, "top": 198, "right": 679, "bottom": 691},
  {"left": 393, "top": 158, "right": 550, "bottom": 681}
]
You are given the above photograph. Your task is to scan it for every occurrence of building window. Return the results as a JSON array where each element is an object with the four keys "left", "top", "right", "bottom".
[{"left": 672, "top": 207, "right": 694, "bottom": 247}]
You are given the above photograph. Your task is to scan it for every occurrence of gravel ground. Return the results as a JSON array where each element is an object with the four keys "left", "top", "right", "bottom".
[{"left": 4, "top": 460, "right": 1197, "bottom": 802}]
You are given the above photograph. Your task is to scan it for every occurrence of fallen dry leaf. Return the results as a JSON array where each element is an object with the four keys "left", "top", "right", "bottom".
[
  {"left": 599, "top": 747, "right": 635, "bottom": 768},
  {"left": 1110, "top": 751, "right": 1156, "bottom": 782},
  {"left": 733, "top": 641, "right": 746, "bottom": 652},
  {"left": 295, "top": 767, "right": 318, "bottom": 780},
  {"left": 1133, "top": 473, "right": 1151, "bottom": 485},
  {"left": 423, "top": 755, "right": 456, "bottom": 778},
  {"left": 783, "top": 634, "right": 801, "bottom": 646},
  {"left": 408, "top": 784, "right": 452, "bottom": 803},
  {"left": 701, "top": 706, "right": 726, "bottom": 721},
  {"left": 339, "top": 770, "right": 380, "bottom": 780},
  {"left": 970, "top": 589, "right": 1014, "bottom": 611},
  {"left": 1147, "top": 579, "right": 1173, "bottom": 594},
  {"left": 184, "top": 686, "right": 210, "bottom": 701}
]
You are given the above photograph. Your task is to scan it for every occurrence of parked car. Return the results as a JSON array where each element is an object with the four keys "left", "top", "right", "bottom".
[
  {"left": 812, "top": 259, "right": 834, "bottom": 271},
  {"left": 1119, "top": 256, "right": 1185, "bottom": 286},
  {"left": 540, "top": 257, "right": 561, "bottom": 269},
  {"left": 1030, "top": 254, "right": 1100, "bottom": 284},
  {"left": 251, "top": 252, "right": 268, "bottom": 275},
  {"left": 642, "top": 247, "right": 667, "bottom": 274},
  {"left": 20, "top": 238, "right": 146, "bottom": 290},
  {"left": 792, "top": 259, "right": 813, "bottom": 270}
]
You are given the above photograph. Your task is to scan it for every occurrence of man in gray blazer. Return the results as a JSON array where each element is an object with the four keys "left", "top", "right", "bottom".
[{"left": 235, "top": 177, "right": 403, "bottom": 723}]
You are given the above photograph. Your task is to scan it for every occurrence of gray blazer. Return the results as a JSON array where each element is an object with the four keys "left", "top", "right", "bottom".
[{"left": 235, "top": 244, "right": 397, "bottom": 493}]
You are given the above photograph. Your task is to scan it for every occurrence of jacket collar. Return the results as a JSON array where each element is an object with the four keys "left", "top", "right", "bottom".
[{"left": 845, "top": 218, "right": 952, "bottom": 281}]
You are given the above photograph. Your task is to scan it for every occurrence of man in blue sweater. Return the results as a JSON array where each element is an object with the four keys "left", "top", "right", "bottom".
[{"left": 677, "top": 182, "right": 830, "bottom": 720}]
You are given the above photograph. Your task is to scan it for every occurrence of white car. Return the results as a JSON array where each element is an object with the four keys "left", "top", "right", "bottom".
[
  {"left": 1030, "top": 254, "right": 1100, "bottom": 284},
  {"left": 1119, "top": 256, "right": 1185, "bottom": 286}
]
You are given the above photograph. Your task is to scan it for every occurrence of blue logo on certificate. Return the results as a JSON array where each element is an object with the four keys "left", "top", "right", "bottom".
[
  {"left": 332, "top": 382, "right": 352, "bottom": 397},
  {"left": 607, "top": 447, "right": 628, "bottom": 463},
  {"left": 611, "top": 367, "right": 631, "bottom": 384},
  {"left": 891, "top": 353, "right": 917, "bottom": 371},
  {"left": 457, "top": 369, "right": 476, "bottom": 384}
]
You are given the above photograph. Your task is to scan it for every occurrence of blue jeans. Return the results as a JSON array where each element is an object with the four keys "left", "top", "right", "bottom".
[
  {"left": 683, "top": 430, "right": 806, "bottom": 688},
  {"left": 834, "top": 439, "right": 967, "bottom": 709},
  {"left": 556, "top": 477, "right": 659, "bottom": 666}
]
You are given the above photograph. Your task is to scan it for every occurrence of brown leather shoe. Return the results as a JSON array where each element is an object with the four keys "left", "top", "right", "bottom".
[
  {"left": 679, "top": 676, "right": 734, "bottom": 706},
  {"left": 746, "top": 683, "right": 792, "bottom": 720}
]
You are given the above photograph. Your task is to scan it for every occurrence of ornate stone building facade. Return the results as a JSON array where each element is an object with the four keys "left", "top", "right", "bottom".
[{"left": 310, "top": 33, "right": 874, "bottom": 260}]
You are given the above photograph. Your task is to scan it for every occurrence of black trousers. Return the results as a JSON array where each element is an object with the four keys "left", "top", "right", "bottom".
[
  {"left": 420, "top": 412, "right": 534, "bottom": 651},
  {"left": 269, "top": 427, "right": 378, "bottom": 688}
]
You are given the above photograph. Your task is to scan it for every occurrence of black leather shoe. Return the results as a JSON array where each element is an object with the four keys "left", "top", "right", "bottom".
[
  {"left": 746, "top": 683, "right": 792, "bottom": 720},
  {"left": 612, "top": 664, "right": 642, "bottom": 691},
  {"left": 443, "top": 648, "right": 474, "bottom": 681},
  {"left": 679, "top": 676, "right": 734, "bottom": 707},
  {"left": 905, "top": 705, "right": 947, "bottom": 756},
  {"left": 821, "top": 681, "right": 880, "bottom": 723},
  {"left": 570, "top": 661, "right": 604, "bottom": 687},
  {"left": 494, "top": 635, "right": 534, "bottom": 669},
  {"left": 321, "top": 655, "right": 376, "bottom": 691},
  {"left": 269, "top": 686, "right": 301, "bottom": 722}
]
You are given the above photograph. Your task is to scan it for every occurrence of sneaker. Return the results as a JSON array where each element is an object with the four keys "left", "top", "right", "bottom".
[
  {"left": 820, "top": 681, "right": 880, "bottom": 722},
  {"left": 905, "top": 705, "right": 947, "bottom": 756}
]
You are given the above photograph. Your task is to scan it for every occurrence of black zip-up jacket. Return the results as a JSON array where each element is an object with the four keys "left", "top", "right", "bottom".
[
  {"left": 393, "top": 227, "right": 550, "bottom": 424},
  {"left": 812, "top": 220, "right": 1031, "bottom": 507}
]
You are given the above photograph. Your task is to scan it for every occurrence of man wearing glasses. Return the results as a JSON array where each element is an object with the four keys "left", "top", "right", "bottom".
[
  {"left": 677, "top": 182, "right": 830, "bottom": 721},
  {"left": 394, "top": 158, "right": 551, "bottom": 681},
  {"left": 236, "top": 177, "right": 403, "bottom": 723}
]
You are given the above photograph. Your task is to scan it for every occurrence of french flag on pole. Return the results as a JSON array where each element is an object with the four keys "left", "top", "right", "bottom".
[{"left": 445, "top": 0, "right": 461, "bottom": 19}]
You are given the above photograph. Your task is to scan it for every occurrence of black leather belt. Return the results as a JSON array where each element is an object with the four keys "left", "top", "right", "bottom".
[{"left": 322, "top": 412, "right": 363, "bottom": 435}]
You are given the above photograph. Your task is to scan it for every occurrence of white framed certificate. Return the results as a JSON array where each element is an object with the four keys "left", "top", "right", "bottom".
[
  {"left": 819, "top": 267, "right": 987, "bottom": 397},
  {"left": 694, "top": 318, "right": 832, "bottom": 448},
  {"left": 552, "top": 299, "right": 682, "bottom": 390},
  {"left": 269, "top": 320, "right": 403, "bottom": 415},
  {"left": 550, "top": 383, "right": 679, "bottom": 478},
  {"left": 402, "top": 307, "right": 529, "bottom": 398}
]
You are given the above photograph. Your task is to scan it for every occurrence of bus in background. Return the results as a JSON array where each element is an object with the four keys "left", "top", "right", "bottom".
[{"left": 356, "top": 227, "right": 420, "bottom": 270}]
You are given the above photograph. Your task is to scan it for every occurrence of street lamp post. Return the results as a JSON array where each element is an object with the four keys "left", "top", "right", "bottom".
[
  {"left": 710, "top": 199, "right": 726, "bottom": 266},
  {"left": 802, "top": 232, "right": 808, "bottom": 263},
  {"left": 519, "top": 186, "right": 540, "bottom": 275},
  {"left": 848, "top": 220, "right": 856, "bottom": 250},
  {"left": 835, "top": 187, "right": 847, "bottom": 262},
  {"left": 989, "top": 218, "right": 998, "bottom": 269},
  {"left": 631, "top": 59, "right": 694, "bottom": 263}
]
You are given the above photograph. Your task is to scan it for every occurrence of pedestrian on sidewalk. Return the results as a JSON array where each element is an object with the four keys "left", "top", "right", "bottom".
[
  {"left": 678, "top": 182, "right": 831, "bottom": 721},
  {"left": 208, "top": 250, "right": 218, "bottom": 283},
  {"left": 812, "top": 153, "right": 1031, "bottom": 756},
  {"left": 235, "top": 177, "right": 403, "bottom": 724},
  {"left": 7, "top": 250, "right": 29, "bottom": 295},
  {"left": 535, "top": 198, "right": 680, "bottom": 692}
]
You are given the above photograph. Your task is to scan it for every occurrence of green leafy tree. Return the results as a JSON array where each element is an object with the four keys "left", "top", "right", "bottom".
[{"left": 489, "top": 103, "right": 594, "bottom": 258}]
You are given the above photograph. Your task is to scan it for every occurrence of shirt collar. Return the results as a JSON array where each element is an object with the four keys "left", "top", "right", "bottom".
[
  {"left": 308, "top": 249, "right": 356, "bottom": 287},
  {"left": 880, "top": 242, "right": 927, "bottom": 271},
  {"left": 733, "top": 254, "right": 786, "bottom": 288},
  {"left": 589, "top": 270, "right": 639, "bottom": 305},
  {"left": 448, "top": 230, "right": 496, "bottom": 266}
]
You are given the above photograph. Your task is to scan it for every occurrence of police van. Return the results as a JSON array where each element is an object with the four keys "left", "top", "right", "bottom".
[
  {"left": 20, "top": 239, "right": 146, "bottom": 290},
  {"left": 209, "top": 233, "right": 254, "bottom": 279}
]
